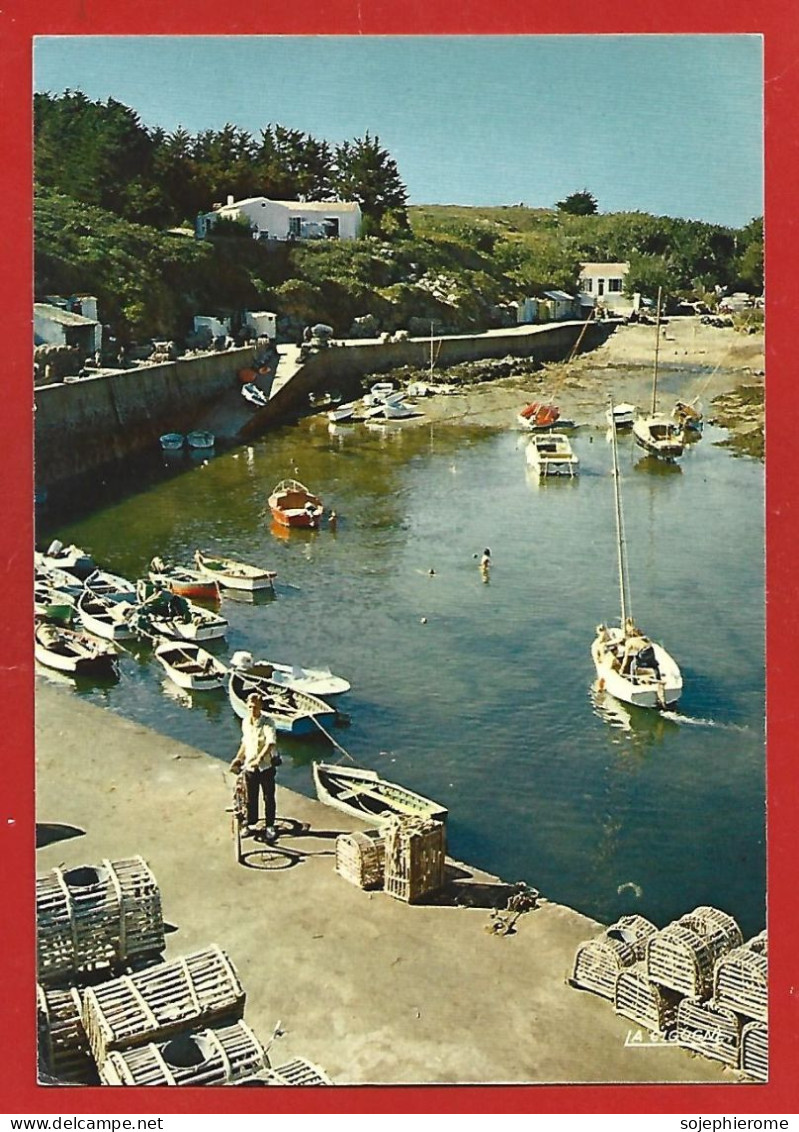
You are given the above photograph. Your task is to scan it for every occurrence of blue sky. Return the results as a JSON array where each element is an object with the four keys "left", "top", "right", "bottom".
[{"left": 34, "top": 35, "right": 763, "bottom": 227}]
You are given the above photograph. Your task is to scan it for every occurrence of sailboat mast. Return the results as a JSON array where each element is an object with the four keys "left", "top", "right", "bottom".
[
  {"left": 651, "top": 286, "right": 663, "bottom": 415},
  {"left": 429, "top": 321, "right": 434, "bottom": 382},
  {"left": 609, "top": 401, "right": 630, "bottom": 627}
]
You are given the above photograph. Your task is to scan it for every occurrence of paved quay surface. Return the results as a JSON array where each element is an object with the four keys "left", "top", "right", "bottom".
[{"left": 35, "top": 682, "right": 730, "bottom": 1086}]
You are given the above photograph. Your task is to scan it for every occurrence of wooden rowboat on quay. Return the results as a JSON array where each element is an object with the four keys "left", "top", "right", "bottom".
[{"left": 312, "top": 762, "right": 448, "bottom": 826}]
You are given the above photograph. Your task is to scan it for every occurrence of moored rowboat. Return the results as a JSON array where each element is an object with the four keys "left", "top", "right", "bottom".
[
  {"left": 149, "top": 557, "right": 221, "bottom": 601},
  {"left": 312, "top": 763, "right": 448, "bottom": 825},
  {"left": 76, "top": 590, "right": 137, "bottom": 641},
  {"left": 154, "top": 640, "right": 228, "bottom": 691},
  {"left": 34, "top": 622, "right": 119, "bottom": 678},
  {"left": 230, "top": 651, "right": 349, "bottom": 698},
  {"left": 193, "top": 550, "right": 276, "bottom": 592}
]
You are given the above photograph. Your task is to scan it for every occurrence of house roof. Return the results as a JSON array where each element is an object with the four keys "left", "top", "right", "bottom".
[
  {"left": 543, "top": 290, "right": 574, "bottom": 302},
  {"left": 34, "top": 303, "right": 98, "bottom": 327},
  {"left": 579, "top": 262, "right": 631, "bottom": 274}
]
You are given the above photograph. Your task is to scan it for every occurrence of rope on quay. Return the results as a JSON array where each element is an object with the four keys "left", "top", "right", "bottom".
[{"left": 311, "top": 714, "right": 356, "bottom": 763}]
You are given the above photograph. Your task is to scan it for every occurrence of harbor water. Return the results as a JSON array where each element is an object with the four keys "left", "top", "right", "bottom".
[{"left": 37, "top": 401, "right": 766, "bottom": 939}]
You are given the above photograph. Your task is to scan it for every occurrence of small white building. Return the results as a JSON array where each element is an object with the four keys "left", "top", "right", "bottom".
[
  {"left": 542, "top": 290, "right": 576, "bottom": 321},
  {"left": 578, "top": 262, "right": 631, "bottom": 314},
  {"left": 34, "top": 300, "right": 102, "bottom": 355},
  {"left": 197, "top": 196, "right": 362, "bottom": 241}
]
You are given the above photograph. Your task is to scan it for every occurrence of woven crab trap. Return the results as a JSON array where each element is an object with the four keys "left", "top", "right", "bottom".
[
  {"left": 740, "top": 1020, "right": 768, "bottom": 1082},
  {"left": 37, "top": 857, "right": 164, "bottom": 986},
  {"left": 99, "top": 1021, "right": 265, "bottom": 1086},
  {"left": 235, "top": 1058, "right": 333, "bottom": 1086},
  {"left": 37, "top": 984, "right": 96, "bottom": 1084},
  {"left": 680, "top": 906, "right": 743, "bottom": 953},
  {"left": 570, "top": 916, "right": 657, "bottom": 1000},
  {"left": 714, "top": 937, "right": 768, "bottom": 1022},
  {"left": 676, "top": 996, "right": 742, "bottom": 1067},
  {"left": 613, "top": 963, "right": 681, "bottom": 1034},
  {"left": 646, "top": 922, "right": 727, "bottom": 1000},
  {"left": 383, "top": 815, "right": 446, "bottom": 904},
  {"left": 83, "top": 946, "right": 245, "bottom": 1064},
  {"left": 335, "top": 830, "right": 385, "bottom": 890}
]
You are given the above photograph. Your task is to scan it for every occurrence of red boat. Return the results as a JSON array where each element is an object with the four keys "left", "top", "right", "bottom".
[
  {"left": 148, "top": 558, "right": 221, "bottom": 602},
  {"left": 268, "top": 479, "right": 324, "bottom": 529},
  {"left": 517, "top": 401, "right": 561, "bottom": 430}
]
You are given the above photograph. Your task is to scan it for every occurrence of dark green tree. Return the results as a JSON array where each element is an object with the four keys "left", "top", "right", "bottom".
[
  {"left": 556, "top": 189, "right": 598, "bottom": 216},
  {"left": 332, "top": 133, "right": 408, "bottom": 228}
]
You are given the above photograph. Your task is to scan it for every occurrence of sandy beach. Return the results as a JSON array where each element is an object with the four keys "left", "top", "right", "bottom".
[{"left": 398, "top": 317, "right": 764, "bottom": 446}]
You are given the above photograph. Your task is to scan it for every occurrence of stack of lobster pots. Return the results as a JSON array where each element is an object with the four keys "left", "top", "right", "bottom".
[
  {"left": 36, "top": 856, "right": 166, "bottom": 1084},
  {"left": 571, "top": 907, "right": 768, "bottom": 1081}
]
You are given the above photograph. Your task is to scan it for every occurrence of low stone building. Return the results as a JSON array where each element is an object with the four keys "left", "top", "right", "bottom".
[{"left": 197, "top": 196, "right": 362, "bottom": 241}]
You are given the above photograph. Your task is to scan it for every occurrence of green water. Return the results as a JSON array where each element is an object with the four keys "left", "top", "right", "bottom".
[{"left": 39, "top": 403, "right": 766, "bottom": 938}]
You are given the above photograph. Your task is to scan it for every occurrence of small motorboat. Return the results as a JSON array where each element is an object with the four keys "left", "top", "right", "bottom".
[
  {"left": 154, "top": 640, "right": 227, "bottom": 691},
  {"left": 187, "top": 430, "right": 215, "bottom": 450},
  {"left": 193, "top": 550, "right": 276, "bottom": 593},
  {"left": 242, "top": 383, "right": 269, "bottom": 408},
  {"left": 159, "top": 433, "right": 185, "bottom": 451},
  {"left": 517, "top": 401, "right": 561, "bottom": 431},
  {"left": 149, "top": 557, "right": 221, "bottom": 601},
  {"left": 34, "top": 622, "right": 119, "bottom": 678},
  {"left": 130, "top": 584, "right": 228, "bottom": 642},
  {"left": 230, "top": 651, "right": 350, "bottom": 699},
  {"left": 312, "top": 763, "right": 448, "bottom": 825},
  {"left": 227, "top": 666, "right": 337, "bottom": 736},
  {"left": 605, "top": 402, "right": 636, "bottom": 430},
  {"left": 363, "top": 382, "right": 397, "bottom": 407},
  {"left": 35, "top": 542, "right": 96, "bottom": 580},
  {"left": 76, "top": 590, "right": 137, "bottom": 641},
  {"left": 268, "top": 479, "right": 324, "bottom": 529},
  {"left": 525, "top": 433, "right": 580, "bottom": 477}
]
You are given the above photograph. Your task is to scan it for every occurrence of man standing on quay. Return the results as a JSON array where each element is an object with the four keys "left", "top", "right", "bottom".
[{"left": 230, "top": 693, "right": 281, "bottom": 842}]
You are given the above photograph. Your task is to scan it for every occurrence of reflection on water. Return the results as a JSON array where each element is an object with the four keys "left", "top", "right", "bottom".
[{"left": 37, "top": 401, "right": 766, "bottom": 937}]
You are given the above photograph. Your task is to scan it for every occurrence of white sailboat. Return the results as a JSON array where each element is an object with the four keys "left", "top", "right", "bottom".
[
  {"left": 591, "top": 401, "right": 683, "bottom": 709},
  {"left": 632, "top": 288, "right": 686, "bottom": 459}
]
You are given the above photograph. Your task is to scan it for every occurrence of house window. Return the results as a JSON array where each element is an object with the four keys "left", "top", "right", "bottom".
[
  {"left": 323, "top": 217, "right": 340, "bottom": 238},
  {"left": 608, "top": 278, "right": 623, "bottom": 293},
  {"left": 288, "top": 217, "right": 301, "bottom": 237},
  {"left": 582, "top": 278, "right": 593, "bottom": 293}
]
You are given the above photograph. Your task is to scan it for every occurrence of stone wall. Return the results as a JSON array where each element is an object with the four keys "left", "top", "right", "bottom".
[{"left": 35, "top": 346, "right": 256, "bottom": 491}]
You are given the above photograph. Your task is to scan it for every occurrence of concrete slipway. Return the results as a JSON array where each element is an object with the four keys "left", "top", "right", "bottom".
[{"left": 35, "top": 683, "right": 729, "bottom": 1089}]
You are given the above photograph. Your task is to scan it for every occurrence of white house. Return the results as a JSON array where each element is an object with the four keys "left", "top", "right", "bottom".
[
  {"left": 34, "top": 300, "right": 102, "bottom": 356},
  {"left": 578, "top": 262, "right": 632, "bottom": 314},
  {"left": 197, "top": 196, "right": 362, "bottom": 241}
]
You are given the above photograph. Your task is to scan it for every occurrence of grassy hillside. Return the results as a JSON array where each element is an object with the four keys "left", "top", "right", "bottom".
[{"left": 34, "top": 190, "right": 761, "bottom": 345}]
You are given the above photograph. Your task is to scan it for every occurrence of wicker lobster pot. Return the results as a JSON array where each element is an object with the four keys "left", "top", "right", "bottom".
[
  {"left": 99, "top": 1021, "right": 265, "bottom": 1086},
  {"left": 37, "top": 857, "right": 164, "bottom": 986},
  {"left": 676, "top": 996, "right": 742, "bottom": 1067},
  {"left": 613, "top": 964, "right": 682, "bottom": 1034},
  {"left": 335, "top": 830, "right": 385, "bottom": 890},
  {"left": 646, "top": 922, "right": 728, "bottom": 1000},
  {"left": 681, "top": 906, "right": 743, "bottom": 952},
  {"left": 37, "top": 985, "right": 96, "bottom": 1084},
  {"left": 235, "top": 1058, "right": 333, "bottom": 1086},
  {"left": 740, "top": 1020, "right": 768, "bottom": 1082},
  {"left": 571, "top": 916, "right": 658, "bottom": 1001},
  {"left": 714, "top": 937, "right": 768, "bottom": 1022},
  {"left": 383, "top": 815, "right": 446, "bottom": 904},
  {"left": 83, "top": 946, "right": 245, "bottom": 1064}
]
